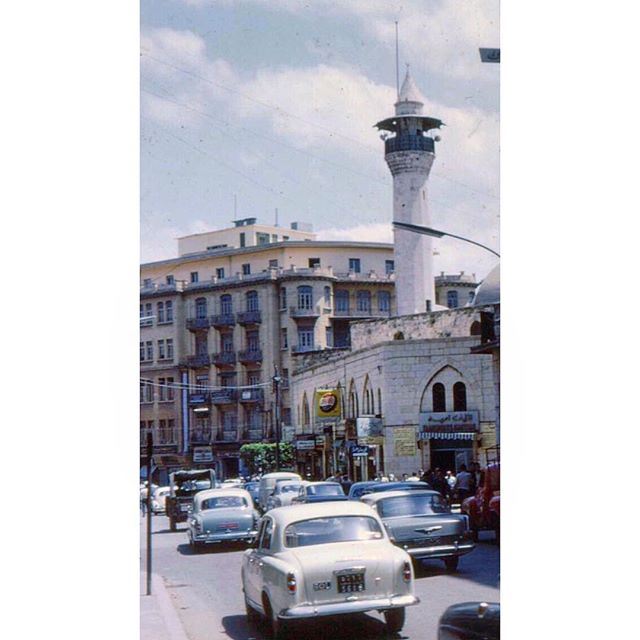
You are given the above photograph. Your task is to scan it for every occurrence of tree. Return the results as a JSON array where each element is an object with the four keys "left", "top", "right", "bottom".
[{"left": 240, "top": 443, "right": 294, "bottom": 476}]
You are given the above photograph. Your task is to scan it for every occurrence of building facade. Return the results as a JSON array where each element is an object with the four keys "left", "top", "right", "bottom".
[{"left": 435, "top": 272, "right": 479, "bottom": 309}]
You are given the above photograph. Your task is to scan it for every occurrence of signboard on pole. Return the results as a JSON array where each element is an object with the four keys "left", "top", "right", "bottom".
[
  {"left": 479, "top": 48, "right": 500, "bottom": 63},
  {"left": 192, "top": 446, "right": 214, "bottom": 463},
  {"left": 314, "top": 389, "right": 341, "bottom": 419}
]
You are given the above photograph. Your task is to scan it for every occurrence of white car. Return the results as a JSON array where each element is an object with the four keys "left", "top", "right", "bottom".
[
  {"left": 265, "top": 480, "right": 303, "bottom": 511},
  {"left": 151, "top": 486, "right": 171, "bottom": 514},
  {"left": 241, "top": 501, "right": 419, "bottom": 638}
]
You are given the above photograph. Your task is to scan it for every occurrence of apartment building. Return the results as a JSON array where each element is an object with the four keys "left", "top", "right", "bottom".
[{"left": 140, "top": 219, "right": 396, "bottom": 480}]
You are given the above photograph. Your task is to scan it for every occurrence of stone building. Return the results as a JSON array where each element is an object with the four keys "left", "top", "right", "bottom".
[{"left": 435, "top": 272, "right": 479, "bottom": 309}]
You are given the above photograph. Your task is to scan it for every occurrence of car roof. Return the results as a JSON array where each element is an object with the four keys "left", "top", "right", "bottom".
[
  {"left": 267, "top": 500, "right": 376, "bottom": 526},
  {"left": 362, "top": 489, "right": 441, "bottom": 503},
  {"left": 369, "top": 481, "right": 430, "bottom": 491},
  {"left": 194, "top": 488, "right": 251, "bottom": 503}
]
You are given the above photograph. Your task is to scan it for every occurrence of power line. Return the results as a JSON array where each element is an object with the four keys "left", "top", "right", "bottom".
[{"left": 140, "top": 377, "right": 272, "bottom": 392}]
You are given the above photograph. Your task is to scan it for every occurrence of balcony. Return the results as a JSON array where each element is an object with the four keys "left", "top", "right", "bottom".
[
  {"left": 210, "top": 313, "right": 236, "bottom": 328},
  {"left": 238, "top": 349, "right": 263, "bottom": 364},
  {"left": 190, "top": 428, "right": 213, "bottom": 445},
  {"left": 185, "top": 354, "right": 211, "bottom": 368},
  {"left": 243, "top": 428, "right": 264, "bottom": 442},
  {"left": 186, "top": 317, "right": 210, "bottom": 331},
  {"left": 238, "top": 388, "right": 264, "bottom": 403},
  {"left": 385, "top": 134, "right": 435, "bottom": 154},
  {"left": 212, "top": 351, "right": 237, "bottom": 367},
  {"left": 289, "top": 306, "right": 320, "bottom": 319},
  {"left": 188, "top": 392, "right": 210, "bottom": 405},
  {"left": 211, "top": 389, "right": 237, "bottom": 404},
  {"left": 333, "top": 308, "right": 391, "bottom": 319},
  {"left": 237, "top": 310, "right": 262, "bottom": 325},
  {"left": 292, "top": 345, "right": 317, "bottom": 354},
  {"left": 220, "top": 429, "right": 238, "bottom": 442}
]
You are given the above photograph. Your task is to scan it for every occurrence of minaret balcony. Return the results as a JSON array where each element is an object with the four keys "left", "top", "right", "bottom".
[{"left": 385, "top": 134, "right": 434, "bottom": 154}]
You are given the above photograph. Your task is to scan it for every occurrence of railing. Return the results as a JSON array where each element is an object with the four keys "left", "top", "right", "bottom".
[
  {"left": 140, "top": 281, "right": 185, "bottom": 294},
  {"left": 140, "top": 428, "right": 180, "bottom": 446},
  {"left": 212, "top": 351, "right": 236, "bottom": 366},
  {"left": 238, "top": 388, "right": 264, "bottom": 403},
  {"left": 210, "top": 313, "right": 235, "bottom": 327},
  {"left": 333, "top": 308, "right": 391, "bottom": 318},
  {"left": 289, "top": 306, "right": 320, "bottom": 318},
  {"left": 190, "top": 428, "right": 213, "bottom": 445},
  {"left": 220, "top": 429, "right": 238, "bottom": 442},
  {"left": 188, "top": 392, "right": 210, "bottom": 405},
  {"left": 237, "top": 310, "right": 262, "bottom": 325},
  {"left": 186, "top": 317, "right": 210, "bottom": 330},
  {"left": 385, "top": 134, "right": 435, "bottom": 154},
  {"left": 238, "top": 349, "right": 263, "bottom": 363},
  {"left": 185, "top": 354, "right": 211, "bottom": 368},
  {"left": 211, "top": 389, "right": 237, "bottom": 404},
  {"left": 243, "top": 429, "right": 264, "bottom": 441}
]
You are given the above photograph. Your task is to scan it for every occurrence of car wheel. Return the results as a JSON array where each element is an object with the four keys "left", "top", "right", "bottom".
[
  {"left": 444, "top": 556, "right": 459, "bottom": 572},
  {"left": 244, "top": 592, "right": 260, "bottom": 624},
  {"left": 263, "top": 594, "right": 288, "bottom": 640},
  {"left": 384, "top": 607, "right": 406, "bottom": 634}
]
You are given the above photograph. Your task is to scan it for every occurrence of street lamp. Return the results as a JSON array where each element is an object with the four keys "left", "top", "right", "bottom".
[{"left": 392, "top": 221, "right": 500, "bottom": 258}]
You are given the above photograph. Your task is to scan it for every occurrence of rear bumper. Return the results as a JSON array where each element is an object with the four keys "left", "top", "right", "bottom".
[
  {"left": 404, "top": 542, "right": 475, "bottom": 560},
  {"left": 192, "top": 530, "right": 257, "bottom": 544},
  {"left": 280, "top": 594, "right": 419, "bottom": 619}
]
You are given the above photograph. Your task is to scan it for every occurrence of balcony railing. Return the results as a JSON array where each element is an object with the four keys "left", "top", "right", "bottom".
[
  {"left": 188, "top": 392, "right": 210, "bottom": 405},
  {"left": 186, "top": 317, "right": 210, "bottom": 330},
  {"left": 210, "top": 313, "right": 236, "bottom": 328},
  {"left": 385, "top": 134, "right": 435, "bottom": 154},
  {"left": 220, "top": 429, "right": 238, "bottom": 442},
  {"left": 190, "top": 428, "right": 213, "bottom": 445},
  {"left": 140, "top": 428, "right": 180, "bottom": 447},
  {"left": 211, "top": 389, "right": 237, "bottom": 404},
  {"left": 292, "top": 345, "right": 317, "bottom": 354},
  {"left": 243, "top": 428, "right": 264, "bottom": 441},
  {"left": 238, "top": 349, "right": 263, "bottom": 364},
  {"left": 333, "top": 308, "right": 391, "bottom": 318},
  {"left": 237, "top": 310, "right": 262, "bottom": 325},
  {"left": 238, "top": 388, "right": 264, "bottom": 403},
  {"left": 185, "top": 354, "right": 211, "bottom": 368},
  {"left": 289, "top": 306, "right": 320, "bottom": 319},
  {"left": 212, "top": 351, "right": 236, "bottom": 366}
]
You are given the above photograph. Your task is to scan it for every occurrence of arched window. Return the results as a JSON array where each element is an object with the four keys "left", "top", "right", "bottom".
[
  {"left": 470, "top": 321, "right": 481, "bottom": 336},
  {"left": 302, "top": 393, "right": 310, "bottom": 427},
  {"left": 453, "top": 382, "right": 467, "bottom": 411},
  {"left": 297, "top": 285, "right": 313, "bottom": 310},
  {"left": 220, "top": 294, "right": 232, "bottom": 315},
  {"left": 246, "top": 290, "right": 259, "bottom": 312},
  {"left": 432, "top": 383, "right": 446, "bottom": 412},
  {"left": 356, "top": 290, "right": 371, "bottom": 313},
  {"left": 195, "top": 297, "right": 207, "bottom": 319},
  {"left": 447, "top": 291, "right": 459, "bottom": 308}
]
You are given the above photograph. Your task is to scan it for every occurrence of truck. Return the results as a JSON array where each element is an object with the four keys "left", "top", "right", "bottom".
[{"left": 165, "top": 469, "right": 216, "bottom": 531}]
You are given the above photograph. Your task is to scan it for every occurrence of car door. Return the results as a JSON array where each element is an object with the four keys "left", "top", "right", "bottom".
[{"left": 246, "top": 517, "right": 273, "bottom": 607}]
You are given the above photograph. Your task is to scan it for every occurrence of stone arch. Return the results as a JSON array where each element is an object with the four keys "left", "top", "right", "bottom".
[
  {"left": 416, "top": 360, "right": 483, "bottom": 413},
  {"left": 347, "top": 378, "right": 359, "bottom": 418},
  {"left": 301, "top": 392, "right": 310, "bottom": 427},
  {"left": 362, "top": 375, "right": 374, "bottom": 415}
]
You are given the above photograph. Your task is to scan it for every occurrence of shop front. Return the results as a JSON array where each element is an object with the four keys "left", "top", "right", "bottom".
[{"left": 419, "top": 410, "right": 479, "bottom": 472}]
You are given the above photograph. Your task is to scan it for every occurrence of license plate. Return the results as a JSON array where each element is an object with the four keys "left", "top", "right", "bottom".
[
  {"left": 216, "top": 522, "right": 239, "bottom": 530},
  {"left": 337, "top": 573, "right": 365, "bottom": 594},
  {"left": 180, "top": 504, "right": 191, "bottom": 512}
]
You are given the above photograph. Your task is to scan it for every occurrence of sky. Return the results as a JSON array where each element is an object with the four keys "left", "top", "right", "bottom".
[{"left": 141, "top": 0, "right": 499, "bottom": 280}]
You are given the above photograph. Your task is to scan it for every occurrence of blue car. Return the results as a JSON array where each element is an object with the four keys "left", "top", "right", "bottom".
[{"left": 348, "top": 481, "right": 431, "bottom": 500}]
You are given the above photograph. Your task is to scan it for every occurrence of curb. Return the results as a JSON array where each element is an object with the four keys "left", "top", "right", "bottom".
[{"left": 152, "top": 573, "right": 190, "bottom": 640}]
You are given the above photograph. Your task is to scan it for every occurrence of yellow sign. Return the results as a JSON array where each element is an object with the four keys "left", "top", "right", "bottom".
[
  {"left": 314, "top": 389, "right": 341, "bottom": 419},
  {"left": 394, "top": 427, "right": 417, "bottom": 457}
]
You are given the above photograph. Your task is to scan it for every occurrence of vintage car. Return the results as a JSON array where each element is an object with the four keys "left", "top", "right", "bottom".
[
  {"left": 258, "top": 472, "right": 302, "bottom": 512},
  {"left": 241, "top": 501, "right": 419, "bottom": 638},
  {"left": 461, "top": 463, "right": 500, "bottom": 542},
  {"left": 291, "top": 481, "right": 348, "bottom": 504},
  {"left": 165, "top": 469, "right": 216, "bottom": 531},
  {"left": 265, "top": 480, "right": 304, "bottom": 511},
  {"left": 348, "top": 480, "right": 431, "bottom": 500},
  {"left": 438, "top": 602, "right": 500, "bottom": 640},
  {"left": 150, "top": 486, "right": 172, "bottom": 514},
  {"left": 244, "top": 481, "right": 261, "bottom": 507},
  {"left": 187, "top": 488, "right": 259, "bottom": 549},
  {"left": 361, "top": 490, "right": 474, "bottom": 572}
]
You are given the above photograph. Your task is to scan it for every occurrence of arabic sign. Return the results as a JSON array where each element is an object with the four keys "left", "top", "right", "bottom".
[
  {"left": 393, "top": 427, "right": 417, "bottom": 457},
  {"left": 356, "top": 416, "right": 383, "bottom": 439},
  {"left": 351, "top": 445, "right": 369, "bottom": 457},
  {"left": 295, "top": 435, "right": 316, "bottom": 451},
  {"left": 479, "top": 48, "right": 500, "bottom": 63},
  {"left": 192, "top": 446, "right": 213, "bottom": 463},
  {"left": 315, "top": 389, "right": 341, "bottom": 419}
]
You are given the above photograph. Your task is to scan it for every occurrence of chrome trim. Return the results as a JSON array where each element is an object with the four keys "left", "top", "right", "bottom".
[{"left": 279, "top": 594, "right": 419, "bottom": 619}]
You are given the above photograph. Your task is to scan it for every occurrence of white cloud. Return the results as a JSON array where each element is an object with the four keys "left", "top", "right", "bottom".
[
  {"left": 317, "top": 222, "right": 392, "bottom": 243},
  {"left": 140, "top": 216, "right": 212, "bottom": 263}
]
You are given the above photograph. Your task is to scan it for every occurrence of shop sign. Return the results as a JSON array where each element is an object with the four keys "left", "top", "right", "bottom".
[
  {"left": 192, "top": 446, "right": 213, "bottom": 463},
  {"left": 351, "top": 445, "right": 369, "bottom": 457},
  {"left": 419, "top": 411, "right": 479, "bottom": 438},
  {"left": 315, "top": 389, "right": 341, "bottom": 419},
  {"left": 295, "top": 436, "right": 315, "bottom": 451},
  {"left": 394, "top": 426, "right": 417, "bottom": 457},
  {"left": 315, "top": 435, "right": 326, "bottom": 447},
  {"left": 356, "top": 416, "right": 383, "bottom": 439}
]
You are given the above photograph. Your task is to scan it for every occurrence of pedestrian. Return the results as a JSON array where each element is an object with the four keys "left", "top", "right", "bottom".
[
  {"left": 420, "top": 468, "right": 434, "bottom": 486},
  {"left": 446, "top": 470, "right": 457, "bottom": 491},
  {"left": 455, "top": 464, "right": 473, "bottom": 503},
  {"left": 431, "top": 468, "right": 450, "bottom": 501},
  {"left": 388, "top": 472, "right": 396, "bottom": 482},
  {"left": 407, "top": 471, "right": 420, "bottom": 482}
]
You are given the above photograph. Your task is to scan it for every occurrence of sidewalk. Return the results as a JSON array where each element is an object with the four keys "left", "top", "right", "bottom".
[{"left": 140, "top": 572, "right": 190, "bottom": 640}]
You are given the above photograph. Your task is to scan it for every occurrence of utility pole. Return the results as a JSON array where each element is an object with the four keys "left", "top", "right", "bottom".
[
  {"left": 145, "top": 430, "right": 153, "bottom": 596},
  {"left": 272, "top": 365, "right": 282, "bottom": 471}
]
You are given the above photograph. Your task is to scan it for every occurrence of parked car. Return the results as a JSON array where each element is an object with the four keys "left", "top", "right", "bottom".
[
  {"left": 241, "top": 501, "right": 419, "bottom": 639},
  {"left": 265, "top": 480, "right": 304, "bottom": 511},
  {"left": 461, "top": 463, "right": 500, "bottom": 542},
  {"left": 291, "top": 481, "right": 348, "bottom": 504},
  {"left": 165, "top": 469, "right": 216, "bottom": 531},
  {"left": 258, "top": 472, "right": 302, "bottom": 512},
  {"left": 187, "top": 488, "right": 259, "bottom": 550},
  {"left": 244, "top": 481, "right": 261, "bottom": 507},
  {"left": 361, "top": 490, "right": 474, "bottom": 572},
  {"left": 438, "top": 602, "right": 500, "bottom": 640},
  {"left": 150, "top": 486, "right": 172, "bottom": 514},
  {"left": 348, "top": 480, "right": 432, "bottom": 500}
]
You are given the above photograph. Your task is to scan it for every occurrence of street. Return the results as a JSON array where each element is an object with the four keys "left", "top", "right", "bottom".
[{"left": 141, "top": 514, "right": 500, "bottom": 640}]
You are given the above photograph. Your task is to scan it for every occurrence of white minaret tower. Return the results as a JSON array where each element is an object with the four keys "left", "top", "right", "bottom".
[{"left": 376, "top": 66, "right": 443, "bottom": 315}]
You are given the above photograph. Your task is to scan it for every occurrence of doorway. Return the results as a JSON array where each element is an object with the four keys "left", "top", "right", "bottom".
[{"left": 430, "top": 450, "right": 456, "bottom": 473}]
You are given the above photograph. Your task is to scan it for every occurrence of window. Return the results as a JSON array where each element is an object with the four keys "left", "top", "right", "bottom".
[
  {"left": 221, "top": 332, "right": 234, "bottom": 353},
  {"left": 158, "top": 378, "right": 167, "bottom": 401},
  {"left": 195, "top": 297, "right": 207, "bottom": 319},
  {"left": 146, "top": 341, "right": 153, "bottom": 361},
  {"left": 139, "top": 382, "right": 145, "bottom": 403},
  {"left": 325, "top": 326, "right": 333, "bottom": 347},
  {"left": 269, "top": 259, "right": 278, "bottom": 268},
  {"left": 139, "top": 342, "right": 145, "bottom": 362},
  {"left": 219, "top": 372, "right": 235, "bottom": 387},
  {"left": 195, "top": 334, "right": 208, "bottom": 356},
  {"left": 378, "top": 291, "right": 391, "bottom": 313},
  {"left": 280, "top": 287, "right": 287, "bottom": 310},
  {"left": 470, "top": 321, "right": 481, "bottom": 336},
  {"left": 166, "top": 275, "right": 175, "bottom": 285},
  {"left": 217, "top": 294, "right": 231, "bottom": 315},
  {"left": 297, "top": 285, "right": 313, "bottom": 310},
  {"left": 246, "top": 330, "right": 260, "bottom": 352},
  {"left": 166, "top": 339, "right": 174, "bottom": 360},
  {"left": 165, "top": 300, "right": 173, "bottom": 322},
  {"left": 324, "top": 286, "right": 332, "bottom": 309},
  {"left": 447, "top": 290, "right": 459, "bottom": 309},
  {"left": 259, "top": 518, "right": 273, "bottom": 550},
  {"left": 432, "top": 383, "right": 446, "bottom": 412},
  {"left": 271, "top": 234, "right": 278, "bottom": 242},
  {"left": 256, "top": 232, "right": 270, "bottom": 245},
  {"left": 158, "top": 340, "right": 165, "bottom": 360},
  {"left": 247, "top": 371, "right": 261, "bottom": 386},
  {"left": 246, "top": 290, "right": 259, "bottom": 311},
  {"left": 216, "top": 267, "right": 225, "bottom": 280},
  {"left": 308, "top": 257, "right": 320, "bottom": 268},
  {"left": 335, "top": 290, "right": 350, "bottom": 313},
  {"left": 145, "top": 381, "right": 154, "bottom": 403},
  {"left": 349, "top": 258, "right": 361, "bottom": 273},
  {"left": 196, "top": 374, "right": 209, "bottom": 389},
  {"left": 281, "top": 328, "right": 288, "bottom": 349},
  {"left": 239, "top": 232, "right": 246, "bottom": 248},
  {"left": 166, "top": 377, "right": 175, "bottom": 401},
  {"left": 190, "top": 272, "right": 199, "bottom": 283},
  {"left": 385, "top": 260, "right": 395, "bottom": 274},
  {"left": 157, "top": 302, "right": 165, "bottom": 323},
  {"left": 468, "top": 290, "right": 475, "bottom": 303},
  {"left": 356, "top": 290, "right": 371, "bottom": 313},
  {"left": 143, "top": 278, "right": 152, "bottom": 288},
  {"left": 282, "top": 407, "right": 292, "bottom": 425},
  {"left": 284, "top": 516, "right": 382, "bottom": 548},
  {"left": 282, "top": 368, "right": 289, "bottom": 387},
  {"left": 298, "top": 328, "right": 314, "bottom": 350},
  {"left": 242, "top": 263, "right": 251, "bottom": 275},
  {"left": 453, "top": 382, "right": 467, "bottom": 411}
]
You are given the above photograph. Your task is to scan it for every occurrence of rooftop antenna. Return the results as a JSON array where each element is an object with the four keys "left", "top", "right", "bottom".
[
  {"left": 395, "top": 21, "right": 400, "bottom": 100},
  {"left": 275, "top": 207, "right": 279, "bottom": 227}
]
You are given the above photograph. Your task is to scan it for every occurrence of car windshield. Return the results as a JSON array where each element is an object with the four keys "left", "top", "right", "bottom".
[
  {"left": 377, "top": 494, "right": 449, "bottom": 518},
  {"left": 284, "top": 516, "right": 383, "bottom": 548},
  {"left": 278, "top": 484, "right": 301, "bottom": 494},
  {"left": 308, "top": 484, "right": 343, "bottom": 496},
  {"left": 201, "top": 496, "right": 247, "bottom": 510}
]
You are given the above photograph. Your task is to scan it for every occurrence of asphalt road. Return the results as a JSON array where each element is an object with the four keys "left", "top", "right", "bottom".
[{"left": 141, "top": 514, "right": 499, "bottom": 640}]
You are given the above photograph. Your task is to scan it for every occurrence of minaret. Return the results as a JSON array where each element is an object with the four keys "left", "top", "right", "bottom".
[{"left": 376, "top": 67, "right": 443, "bottom": 315}]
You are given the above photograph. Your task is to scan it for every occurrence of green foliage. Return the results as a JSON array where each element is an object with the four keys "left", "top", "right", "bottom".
[{"left": 239, "top": 443, "right": 294, "bottom": 475}]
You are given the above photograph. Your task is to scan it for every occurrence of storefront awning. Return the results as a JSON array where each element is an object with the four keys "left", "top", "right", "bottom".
[{"left": 420, "top": 432, "right": 476, "bottom": 441}]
